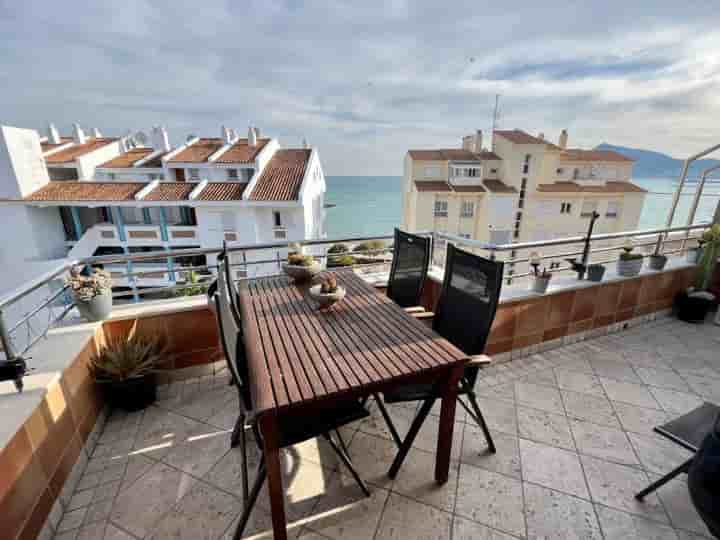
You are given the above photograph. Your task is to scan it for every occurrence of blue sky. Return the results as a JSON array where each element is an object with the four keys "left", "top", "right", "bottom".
[{"left": 1, "top": 0, "right": 718, "bottom": 175}]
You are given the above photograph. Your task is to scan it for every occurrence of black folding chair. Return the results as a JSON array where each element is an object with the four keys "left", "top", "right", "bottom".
[
  {"left": 386, "top": 228, "right": 431, "bottom": 309},
  {"left": 376, "top": 243, "right": 503, "bottom": 478},
  {"left": 688, "top": 412, "right": 720, "bottom": 538},
  {"left": 636, "top": 402, "right": 720, "bottom": 500},
  {"left": 209, "top": 253, "right": 372, "bottom": 539}
]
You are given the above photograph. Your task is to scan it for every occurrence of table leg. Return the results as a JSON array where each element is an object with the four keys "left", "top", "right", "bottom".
[
  {"left": 435, "top": 366, "right": 463, "bottom": 484},
  {"left": 259, "top": 413, "right": 287, "bottom": 540}
]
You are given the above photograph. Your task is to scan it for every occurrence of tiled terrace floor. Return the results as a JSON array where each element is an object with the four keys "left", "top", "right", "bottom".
[{"left": 54, "top": 317, "right": 720, "bottom": 540}]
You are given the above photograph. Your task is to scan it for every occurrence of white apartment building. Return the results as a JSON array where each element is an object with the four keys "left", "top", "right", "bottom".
[
  {"left": 0, "top": 122, "right": 326, "bottom": 297},
  {"left": 402, "top": 129, "right": 646, "bottom": 276}
]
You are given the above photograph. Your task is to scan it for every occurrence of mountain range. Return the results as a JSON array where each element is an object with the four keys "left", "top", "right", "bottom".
[{"left": 596, "top": 143, "right": 720, "bottom": 179}]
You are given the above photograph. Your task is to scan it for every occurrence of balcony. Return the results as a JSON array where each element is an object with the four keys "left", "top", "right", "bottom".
[{"left": 0, "top": 229, "right": 717, "bottom": 539}]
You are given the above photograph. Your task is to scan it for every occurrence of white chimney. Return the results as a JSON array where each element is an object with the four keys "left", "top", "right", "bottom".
[
  {"left": 248, "top": 126, "right": 257, "bottom": 147},
  {"left": 47, "top": 123, "right": 61, "bottom": 144},
  {"left": 474, "top": 130, "right": 483, "bottom": 152},
  {"left": 462, "top": 135, "right": 474, "bottom": 151},
  {"left": 152, "top": 126, "right": 171, "bottom": 152},
  {"left": 302, "top": 138, "right": 309, "bottom": 149},
  {"left": 254, "top": 126, "right": 261, "bottom": 140},
  {"left": 221, "top": 125, "right": 233, "bottom": 144},
  {"left": 72, "top": 123, "right": 87, "bottom": 144},
  {"left": 92, "top": 127, "right": 102, "bottom": 138},
  {"left": 559, "top": 129, "right": 568, "bottom": 150}
]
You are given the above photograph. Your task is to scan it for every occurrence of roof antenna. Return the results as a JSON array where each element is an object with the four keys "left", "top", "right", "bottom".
[{"left": 491, "top": 94, "right": 501, "bottom": 151}]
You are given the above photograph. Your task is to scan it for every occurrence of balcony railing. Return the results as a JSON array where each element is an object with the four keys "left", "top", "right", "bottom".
[{"left": 0, "top": 222, "right": 711, "bottom": 387}]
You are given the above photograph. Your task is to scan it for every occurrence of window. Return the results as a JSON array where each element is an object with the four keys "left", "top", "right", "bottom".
[
  {"left": 458, "top": 233, "right": 471, "bottom": 239},
  {"left": 188, "top": 168, "right": 200, "bottom": 180},
  {"left": 523, "top": 154, "right": 531, "bottom": 174},
  {"left": 273, "top": 229, "right": 287, "bottom": 240},
  {"left": 606, "top": 201, "right": 621, "bottom": 218},
  {"left": 148, "top": 173, "right": 161, "bottom": 181},
  {"left": 518, "top": 198, "right": 524, "bottom": 209},
  {"left": 560, "top": 202, "right": 573, "bottom": 214},
  {"left": 460, "top": 200, "right": 474, "bottom": 218},
  {"left": 490, "top": 168, "right": 498, "bottom": 174},
  {"left": 424, "top": 166, "right": 441, "bottom": 178},
  {"left": 572, "top": 168, "right": 580, "bottom": 180},
  {"left": 227, "top": 169, "right": 239, "bottom": 180},
  {"left": 581, "top": 201, "right": 598, "bottom": 217},
  {"left": 520, "top": 178, "right": 527, "bottom": 190},
  {"left": 434, "top": 200, "right": 448, "bottom": 217},
  {"left": 107, "top": 173, "right": 116, "bottom": 180},
  {"left": 221, "top": 211, "right": 235, "bottom": 231},
  {"left": 556, "top": 168, "right": 564, "bottom": 175},
  {"left": 273, "top": 211, "right": 282, "bottom": 227}
]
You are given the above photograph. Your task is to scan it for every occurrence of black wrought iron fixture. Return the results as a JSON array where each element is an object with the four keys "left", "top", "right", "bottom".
[{"left": 566, "top": 211, "right": 600, "bottom": 280}]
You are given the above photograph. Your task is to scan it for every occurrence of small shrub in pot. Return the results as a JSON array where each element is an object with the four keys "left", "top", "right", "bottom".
[
  {"left": 529, "top": 252, "right": 552, "bottom": 293},
  {"left": 649, "top": 253, "right": 668, "bottom": 271},
  {"left": 616, "top": 240, "right": 643, "bottom": 277},
  {"left": 587, "top": 264, "right": 605, "bottom": 282},
  {"left": 68, "top": 266, "right": 113, "bottom": 321},
  {"left": 89, "top": 330, "right": 167, "bottom": 411}
]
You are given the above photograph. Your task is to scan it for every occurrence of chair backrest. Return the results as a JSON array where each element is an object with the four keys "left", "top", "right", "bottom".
[
  {"left": 386, "top": 228, "right": 431, "bottom": 308},
  {"left": 211, "top": 253, "right": 252, "bottom": 411},
  {"left": 433, "top": 244, "right": 503, "bottom": 384},
  {"left": 223, "top": 246, "right": 242, "bottom": 322}
]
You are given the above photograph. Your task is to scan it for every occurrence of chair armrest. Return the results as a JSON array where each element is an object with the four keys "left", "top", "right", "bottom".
[
  {"left": 468, "top": 354, "right": 492, "bottom": 366},
  {"left": 411, "top": 311, "right": 435, "bottom": 320},
  {"left": 403, "top": 306, "right": 426, "bottom": 314}
]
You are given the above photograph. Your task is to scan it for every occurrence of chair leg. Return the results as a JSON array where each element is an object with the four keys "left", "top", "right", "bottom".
[
  {"left": 231, "top": 413, "right": 245, "bottom": 449},
  {"left": 233, "top": 460, "right": 267, "bottom": 540},
  {"left": 334, "top": 429, "right": 351, "bottom": 457},
  {"left": 373, "top": 393, "right": 403, "bottom": 448},
  {"left": 635, "top": 458, "right": 693, "bottom": 500},
  {"left": 388, "top": 397, "right": 435, "bottom": 479},
  {"left": 464, "top": 392, "right": 496, "bottom": 454},
  {"left": 239, "top": 414, "right": 249, "bottom": 502},
  {"left": 323, "top": 433, "right": 371, "bottom": 497}
]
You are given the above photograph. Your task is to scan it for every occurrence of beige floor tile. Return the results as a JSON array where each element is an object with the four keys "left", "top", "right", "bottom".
[
  {"left": 452, "top": 516, "right": 518, "bottom": 540},
  {"left": 519, "top": 438, "right": 589, "bottom": 499},
  {"left": 570, "top": 418, "right": 640, "bottom": 467},
  {"left": 600, "top": 377, "right": 662, "bottom": 409},
  {"left": 561, "top": 390, "right": 621, "bottom": 429},
  {"left": 460, "top": 428, "right": 521, "bottom": 479},
  {"left": 515, "top": 381, "right": 565, "bottom": 414},
  {"left": 375, "top": 493, "right": 452, "bottom": 540},
  {"left": 391, "top": 448, "right": 458, "bottom": 512},
  {"left": 517, "top": 405, "right": 575, "bottom": 451},
  {"left": 524, "top": 483, "right": 601, "bottom": 540},
  {"left": 596, "top": 504, "right": 680, "bottom": 540}
]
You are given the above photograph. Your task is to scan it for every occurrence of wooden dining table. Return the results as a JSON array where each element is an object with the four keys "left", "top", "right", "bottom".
[{"left": 236, "top": 269, "right": 468, "bottom": 540}]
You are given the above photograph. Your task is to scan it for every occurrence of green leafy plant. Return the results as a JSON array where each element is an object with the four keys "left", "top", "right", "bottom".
[
  {"left": 287, "top": 253, "right": 316, "bottom": 266},
  {"left": 696, "top": 224, "right": 720, "bottom": 290},
  {"left": 89, "top": 330, "right": 167, "bottom": 383},
  {"left": 314, "top": 272, "right": 339, "bottom": 293},
  {"left": 620, "top": 243, "right": 643, "bottom": 261},
  {"left": 327, "top": 243, "right": 349, "bottom": 254},
  {"left": 353, "top": 240, "right": 385, "bottom": 254},
  {"left": 175, "top": 270, "right": 209, "bottom": 297},
  {"left": 327, "top": 254, "right": 356, "bottom": 267},
  {"left": 68, "top": 266, "right": 112, "bottom": 302}
]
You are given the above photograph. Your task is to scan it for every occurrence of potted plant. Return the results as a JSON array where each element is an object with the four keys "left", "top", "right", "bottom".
[
  {"left": 281, "top": 247, "right": 321, "bottom": 282},
  {"left": 308, "top": 272, "right": 346, "bottom": 309},
  {"left": 587, "top": 264, "right": 606, "bottom": 282},
  {"left": 649, "top": 253, "right": 668, "bottom": 271},
  {"left": 89, "top": 330, "right": 167, "bottom": 411},
  {"left": 529, "top": 252, "right": 552, "bottom": 293},
  {"left": 676, "top": 225, "right": 720, "bottom": 323},
  {"left": 68, "top": 266, "right": 113, "bottom": 321},
  {"left": 617, "top": 239, "right": 643, "bottom": 277}
]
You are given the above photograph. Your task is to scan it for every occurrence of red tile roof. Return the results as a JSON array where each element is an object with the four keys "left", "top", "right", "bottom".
[
  {"left": 215, "top": 138, "right": 269, "bottom": 163},
  {"left": 536, "top": 181, "right": 647, "bottom": 193},
  {"left": 98, "top": 148, "right": 155, "bottom": 169},
  {"left": 24, "top": 181, "right": 145, "bottom": 201},
  {"left": 495, "top": 130, "right": 561, "bottom": 150},
  {"left": 249, "top": 149, "right": 310, "bottom": 201},
  {"left": 142, "top": 183, "right": 197, "bottom": 201},
  {"left": 141, "top": 151, "right": 171, "bottom": 168},
  {"left": 41, "top": 137, "right": 73, "bottom": 153},
  {"left": 559, "top": 149, "right": 635, "bottom": 162},
  {"left": 408, "top": 149, "right": 501, "bottom": 161},
  {"left": 44, "top": 138, "right": 119, "bottom": 164},
  {"left": 482, "top": 179, "right": 517, "bottom": 193},
  {"left": 167, "top": 138, "right": 224, "bottom": 163},
  {"left": 196, "top": 182, "right": 248, "bottom": 201}
]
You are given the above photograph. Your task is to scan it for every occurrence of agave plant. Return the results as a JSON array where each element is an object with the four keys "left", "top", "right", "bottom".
[
  {"left": 696, "top": 224, "right": 720, "bottom": 290},
  {"left": 89, "top": 330, "right": 167, "bottom": 383}
]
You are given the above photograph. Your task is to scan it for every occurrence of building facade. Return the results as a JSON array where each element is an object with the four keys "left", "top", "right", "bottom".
[
  {"left": 0, "top": 123, "right": 326, "bottom": 297},
  {"left": 402, "top": 129, "right": 646, "bottom": 276}
]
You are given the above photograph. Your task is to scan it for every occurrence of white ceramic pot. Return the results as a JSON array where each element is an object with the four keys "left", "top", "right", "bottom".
[
  {"left": 75, "top": 289, "right": 113, "bottom": 321},
  {"left": 530, "top": 276, "right": 551, "bottom": 294},
  {"left": 308, "top": 284, "right": 346, "bottom": 309},
  {"left": 282, "top": 261, "right": 322, "bottom": 282}
]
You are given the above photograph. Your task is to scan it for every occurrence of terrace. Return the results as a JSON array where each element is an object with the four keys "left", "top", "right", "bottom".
[{"left": 0, "top": 224, "right": 718, "bottom": 540}]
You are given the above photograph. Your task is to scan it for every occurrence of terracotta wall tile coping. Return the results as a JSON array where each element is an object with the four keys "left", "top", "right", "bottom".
[{"left": 427, "top": 256, "right": 695, "bottom": 307}]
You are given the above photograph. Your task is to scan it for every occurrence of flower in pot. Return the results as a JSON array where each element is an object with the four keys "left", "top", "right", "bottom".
[
  {"left": 529, "top": 252, "right": 552, "bottom": 293},
  {"left": 649, "top": 252, "right": 668, "bottom": 271},
  {"left": 616, "top": 239, "right": 643, "bottom": 277},
  {"left": 587, "top": 263, "right": 606, "bottom": 282},
  {"left": 89, "top": 330, "right": 167, "bottom": 411},
  {"left": 675, "top": 226, "right": 720, "bottom": 323},
  {"left": 282, "top": 250, "right": 321, "bottom": 282},
  {"left": 309, "top": 272, "right": 346, "bottom": 309},
  {"left": 68, "top": 266, "right": 113, "bottom": 321}
]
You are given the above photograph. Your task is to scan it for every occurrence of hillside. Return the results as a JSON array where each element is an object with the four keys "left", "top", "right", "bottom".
[{"left": 596, "top": 143, "right": 720, "bottom": 179}]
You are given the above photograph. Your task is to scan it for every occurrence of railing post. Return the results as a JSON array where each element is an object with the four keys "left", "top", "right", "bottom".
[
  {"left": 0, "top": 309, "right": 15, "bottom": 361},
  {"left": 70, "top": 207, "right": 83, "bottom": 241}
]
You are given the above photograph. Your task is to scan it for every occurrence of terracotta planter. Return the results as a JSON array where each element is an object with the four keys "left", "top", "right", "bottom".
[
  {"left": 104, "top": 373, "right": 157, "bottom": 411},
  {"left": 75, "top": 289, "right": 113, "bottom": 321}
]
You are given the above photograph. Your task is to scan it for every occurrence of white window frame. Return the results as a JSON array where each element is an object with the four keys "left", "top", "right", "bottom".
[
  {"left": 434, "top": 199, "right": 448, "bottom": 217},
  {"left": 188, "top": 168, "right": 200, "bottom": 181},
  {"left": 460, "top": 200, "right": 475, "bottom": 218},
  {"left": 273, "top": 228, "right": 287, "bottom": 240},
  {"left": 272, "top": 211, "right": 282, "bottom": 227},
  {"left": 560, "top": 202, "right": 573, "bottom": 214},
  {"left": 606, "top": 201, "right": 621, "bottom": 218},
  {"left": 227, "top": 168, "right": 239, "bottom": 180}
]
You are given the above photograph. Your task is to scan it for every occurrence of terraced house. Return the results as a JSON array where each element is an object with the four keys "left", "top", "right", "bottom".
[
  {"left": 402, "top": 129, "right": 646, "bottom": 275},
  {"left": 0, "top": 122, "right": 327, "bottom": 296}
]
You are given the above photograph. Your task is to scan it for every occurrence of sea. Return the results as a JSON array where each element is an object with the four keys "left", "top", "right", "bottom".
[{"left": 324, "top": 176, "right": 720, "bottom": 238}]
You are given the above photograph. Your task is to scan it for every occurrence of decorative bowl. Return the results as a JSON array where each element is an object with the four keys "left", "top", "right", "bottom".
[
  {"left": 308, "top": 284, "right": 346, "bottom": 309},
  {"left": 282, "top": 261, "right": 321, "bottom": 282}
]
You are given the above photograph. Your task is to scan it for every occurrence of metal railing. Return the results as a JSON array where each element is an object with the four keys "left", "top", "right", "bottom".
[{"left": 0, "top": 222, "right": 712, "bottom": 388}]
